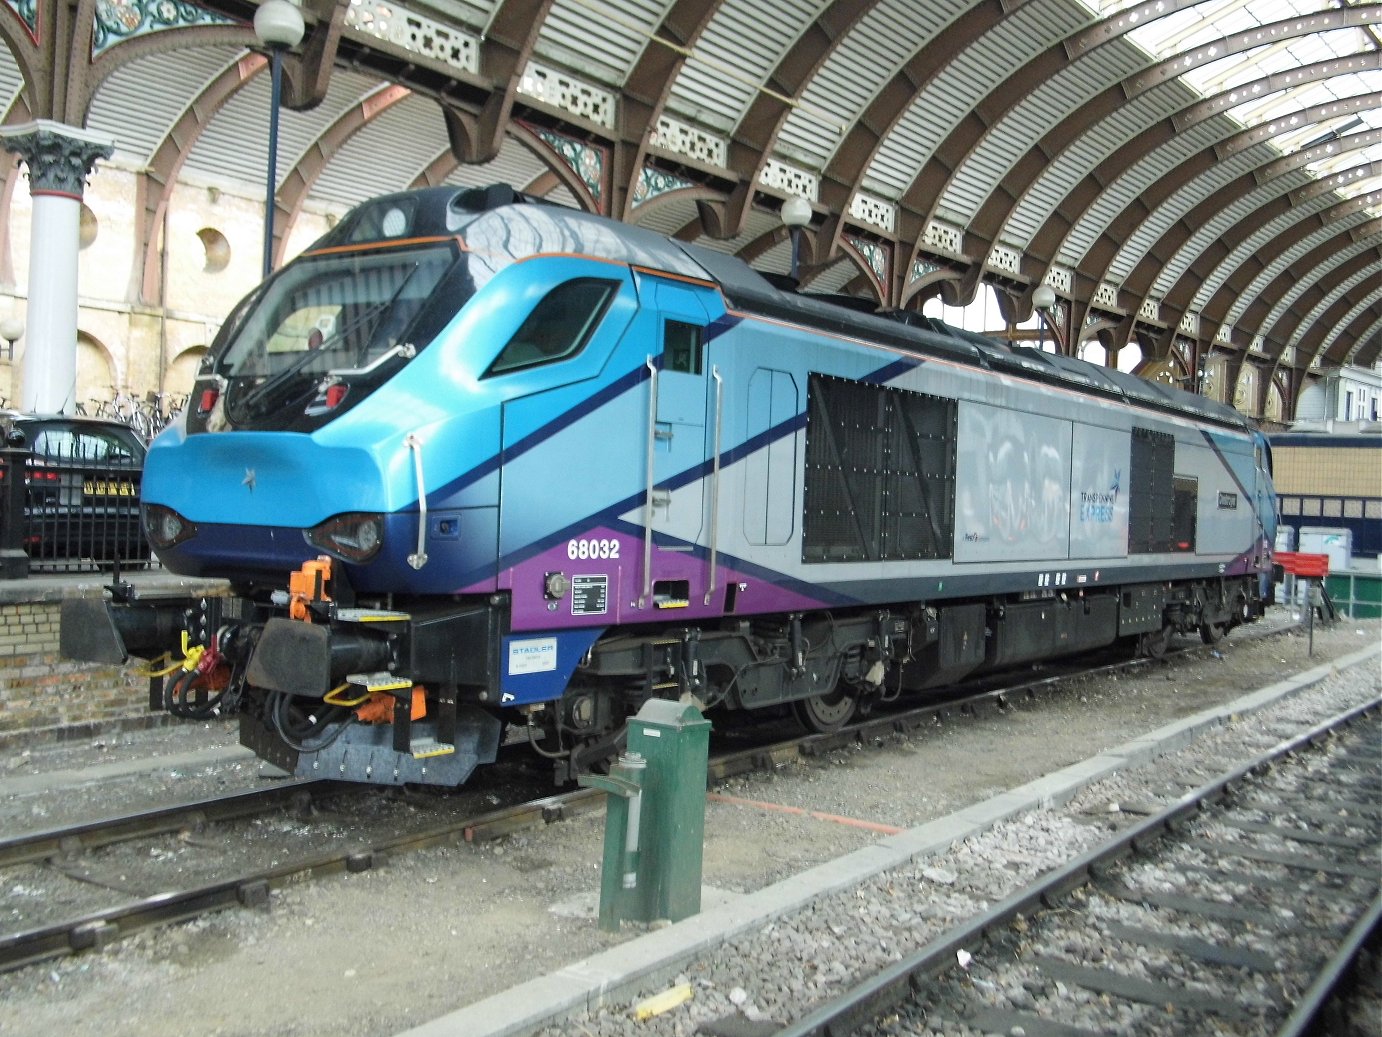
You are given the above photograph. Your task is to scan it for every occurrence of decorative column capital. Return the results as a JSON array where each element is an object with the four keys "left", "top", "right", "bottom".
[{"left": 0, "top": 120, "right": 115, "bottom": 199}]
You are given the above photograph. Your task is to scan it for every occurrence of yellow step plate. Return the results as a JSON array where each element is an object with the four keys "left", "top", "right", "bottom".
[
  {"left": 409, "top": 738, "right": 455, "bottom": 760},
  {"left": 345, "top": 671, "right": 412, "bottom": 693},
  {"left": 334, "top": 608, "right": 410, "bottom": 623}
]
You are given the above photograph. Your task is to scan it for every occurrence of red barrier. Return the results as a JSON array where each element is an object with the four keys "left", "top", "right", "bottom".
[{"left": 1275, "top": 551, "right": 1330, "bottom": 579}]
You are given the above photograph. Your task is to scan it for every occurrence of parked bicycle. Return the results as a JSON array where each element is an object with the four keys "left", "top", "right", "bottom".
[{"left": 85, "top": 388, "right": 188, "bottom": 442}]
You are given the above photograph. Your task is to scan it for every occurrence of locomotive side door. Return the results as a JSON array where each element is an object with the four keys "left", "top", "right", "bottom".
[{"left": 640, "top": 277, "right": 712, "bottom": 606}]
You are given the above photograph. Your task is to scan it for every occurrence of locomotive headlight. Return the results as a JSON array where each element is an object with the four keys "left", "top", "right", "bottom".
[
  {"left": 306, "top": 512, "right": 384, "bottom": 562},
  {"left": 144, "top": 504, "right": 196, "bottom": 549}
]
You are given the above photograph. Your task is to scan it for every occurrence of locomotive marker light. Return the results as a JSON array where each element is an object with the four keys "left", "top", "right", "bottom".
[
  {"left": 253, "top": 0, "right": 305, "bottom": 279},
  {"left": 782, "top": 195, "right": 812, "bottom": 284},
  {"left": 1033, "top": 283, "right": 1056, "bottom": 353}
]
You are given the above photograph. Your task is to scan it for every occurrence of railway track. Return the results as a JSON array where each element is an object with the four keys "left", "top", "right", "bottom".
[
  {"left": 0, "top": 627, "right": 1307, "bottom": 977},
  {"left": 778, "top": 698, "right": 1381, "bottom": 1037}
]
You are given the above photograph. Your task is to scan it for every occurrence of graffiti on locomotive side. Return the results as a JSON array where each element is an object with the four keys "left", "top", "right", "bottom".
[{"left": 956, "top": 404, "right": 1072, "bottom": 563}]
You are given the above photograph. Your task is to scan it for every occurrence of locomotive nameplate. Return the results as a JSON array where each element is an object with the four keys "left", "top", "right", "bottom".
[{"left": 571, "top": 574, "right": 609, "bottom": 616}]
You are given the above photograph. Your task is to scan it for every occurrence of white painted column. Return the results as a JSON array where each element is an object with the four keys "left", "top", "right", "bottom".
[{"left": 0, "top": 120, "right": 114, "bottom": 414}]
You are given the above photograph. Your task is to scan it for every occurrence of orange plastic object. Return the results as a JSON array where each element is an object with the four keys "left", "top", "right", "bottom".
[
  {"left": 288, "top": 555, "right": 333, "bottom": 621},
  {"left": 1276, "top": 551, "right": 1330, "bottom": 579},
  {"left": 354, "top": 686, "right": 428, "bottom": 725}
]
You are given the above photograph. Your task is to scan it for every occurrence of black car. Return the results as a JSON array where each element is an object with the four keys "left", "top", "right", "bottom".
[{"left": 0, "top": 413, "right": 150, "bottom": 569}]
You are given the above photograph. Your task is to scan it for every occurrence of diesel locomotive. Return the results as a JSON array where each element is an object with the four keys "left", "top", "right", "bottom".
[{"left": 62, "top": 184, "right": 1277, "bottom": 786}]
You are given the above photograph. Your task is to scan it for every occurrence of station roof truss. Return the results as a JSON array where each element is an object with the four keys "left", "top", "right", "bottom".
[{"left": 2, "top": 0, "right": 1379, "bottom": 418}]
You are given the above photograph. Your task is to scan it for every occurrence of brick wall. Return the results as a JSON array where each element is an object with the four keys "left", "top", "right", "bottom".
[
  {"left": 0, "top": 600, "right": 152, "bottom": 738},
  {"left": 0, "top": 575, "right": 228, "bottom": 745}
]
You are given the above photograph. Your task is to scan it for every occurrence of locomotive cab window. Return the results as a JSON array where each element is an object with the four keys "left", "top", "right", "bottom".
[
  {"left": 487, "top": 279, "right": 618, "bottom": 376},
  {"left": 664, "top": 320, "right": 703, "bottom": 375}
]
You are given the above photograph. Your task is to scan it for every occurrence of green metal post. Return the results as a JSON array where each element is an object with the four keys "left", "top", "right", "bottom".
[
  {"left": 625, "top": 699, "right": 712, "bottom": 923},
  {"left": 578, "top": 751, "right": 645, "bottom": 932}
]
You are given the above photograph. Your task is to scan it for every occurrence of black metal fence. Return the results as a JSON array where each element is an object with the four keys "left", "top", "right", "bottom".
[{"left": 0, "top": 442, "right": 156, "bottom": 577}]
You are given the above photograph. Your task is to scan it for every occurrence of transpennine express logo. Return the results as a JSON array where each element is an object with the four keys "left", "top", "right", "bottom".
[{"left": 1079, "top": 470, "right": 1120, "bottom": 523}]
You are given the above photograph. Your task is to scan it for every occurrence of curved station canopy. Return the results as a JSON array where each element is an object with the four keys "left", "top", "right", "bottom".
[{"left": 2, "top": 0, "right": 1379, "bottom": 420}]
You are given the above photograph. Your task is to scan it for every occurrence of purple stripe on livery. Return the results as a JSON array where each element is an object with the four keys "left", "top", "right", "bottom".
[{"left": 488, "top": 526, "right": 836, "bottom": 633}]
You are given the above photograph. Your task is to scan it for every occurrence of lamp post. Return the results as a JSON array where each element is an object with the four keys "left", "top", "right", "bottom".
[
  {"left": 0, "top": 317, "right": 21, "bottom": 363},
  {"left": 254, "top": 0, "right": 305, "bottom": 279},
  {"left": 781, "top": 195, "right": 812, "bottom": 285},
  {"left": 1032, "top": 283, "right": 1056, "bottom": 353}
]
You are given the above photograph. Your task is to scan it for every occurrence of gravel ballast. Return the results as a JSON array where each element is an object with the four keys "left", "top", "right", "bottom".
[{"left": 0, "top": 614, "right": 1377, "bottom": 1037}]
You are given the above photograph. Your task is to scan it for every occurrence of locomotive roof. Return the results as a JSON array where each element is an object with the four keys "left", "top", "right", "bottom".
[{"left": 320, "top": 185, "right": 1254, "bottom": 435}]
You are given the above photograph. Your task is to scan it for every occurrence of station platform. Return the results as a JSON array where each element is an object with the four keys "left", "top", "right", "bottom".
[{"left": 401, "top": 639, "right": 1382, "bottom": 1037}]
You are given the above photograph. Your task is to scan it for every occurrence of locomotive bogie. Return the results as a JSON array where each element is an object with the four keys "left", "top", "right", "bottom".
[{"left": 60, "top": 185, "right": 1278, "bottom": 787}]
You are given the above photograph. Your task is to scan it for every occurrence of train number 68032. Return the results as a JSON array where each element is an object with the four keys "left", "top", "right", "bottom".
[{"left": 567, "top": 538, "right": 620, "bottom": 560}]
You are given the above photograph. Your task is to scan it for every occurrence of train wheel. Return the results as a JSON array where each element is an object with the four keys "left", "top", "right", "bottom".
[
  {"left": 1199, "top": 621, "right": 1227, "bottom": 645},
  {"left": 791, "top": 687, "right": 857, "bottom": 733},
  {"left": 1139, "top": 625, "right": 1173, "bottom": 660}
]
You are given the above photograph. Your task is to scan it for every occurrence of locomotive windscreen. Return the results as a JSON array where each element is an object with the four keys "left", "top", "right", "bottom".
[{"left": 214, "top": 242, "right": 461, "bottom": 429}]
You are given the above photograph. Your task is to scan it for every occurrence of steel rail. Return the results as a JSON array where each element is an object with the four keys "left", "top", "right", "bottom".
[
  {"left": 1274, "top": 892, "right": 1382, "bottom": 1037},
  {"left": 0, "top": 785, "right": 608, "bottom": 975},
  {"left": 772, "top": 696, "right": 1382, "bottom": 1037},
  {"left": 0, "top": 780, "right": 326, "bottom": 869}
]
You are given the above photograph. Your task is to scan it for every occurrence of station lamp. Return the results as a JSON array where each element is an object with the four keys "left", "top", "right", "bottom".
[
  {"left": 781, "top": 195, "right": 812, "bottom": 285},
  {"left": 0, "top": 317, "right": 21, "bottom": 362},
  {"left": 1033, "top": 283, "right": 1057, "bottom": 353},
  {"left": 254, "top": 0, "right": 306, "bottom": 279}
]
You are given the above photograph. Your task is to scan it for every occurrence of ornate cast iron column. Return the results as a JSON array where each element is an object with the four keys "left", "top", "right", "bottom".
[{"left": 0, "top": 120, "right": 114, "bottom": 414}]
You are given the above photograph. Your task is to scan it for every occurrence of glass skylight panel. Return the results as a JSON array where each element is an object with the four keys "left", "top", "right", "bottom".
[{"left": 1287, "top": 27, "right": 1348, "bottom": 64}]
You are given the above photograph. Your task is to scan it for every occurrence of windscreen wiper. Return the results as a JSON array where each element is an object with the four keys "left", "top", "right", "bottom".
[{"left": 231, "top": 263, "right": 420, "bottom": 419}]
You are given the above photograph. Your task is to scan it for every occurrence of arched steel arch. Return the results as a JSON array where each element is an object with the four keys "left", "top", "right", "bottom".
[
  {"left": 1329, "top": 309, "right": 1382, "bottom": 368},
  {"left": 4, "top": 0, "right": 1380, "bottom": 425},
  {"left": 1060, "top": 68, "right": 1379, "bottom": 321},
  {"left": 271, "top": 83, "right": 412, "bottom": 266},
  {"left": 607, "top": 0, "right": 722, "bottom": 221},
  {"left": 1199, "top": 206, "right": 1380, "bottom": 342},
  {"left": 1017, "top": 53, "right": 1380, "bottom": 285},
  {"left": 1293, "top": 261, "right": 1382, "bottom": 355},
  {"left": 934, "top": 8, "right": 1378, "bottom": 263},
  {"left": 1058, "top": 93, "right": 1382, "bottom": 293},
  {"left": 133, "top": 52, "right": 267, "bottom": 304},
  {"left": 1214, "top": 217, "right": 1382, "bottom": 372},
  {"left": 1292, "top": 250, "right": 1382, "bottom": 365},
  {"left": 818, "top": 0, "right": 1011, "bottom": 303},
  {"left": 1110, "top": 133, "right": 1379, "bottom": 320},
  {"left": 1135, "top": 144, "right": 1378, "bottom": 365},
  {"left": 1254, "top": 221, "right": 1382, "bottom": 351}
]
